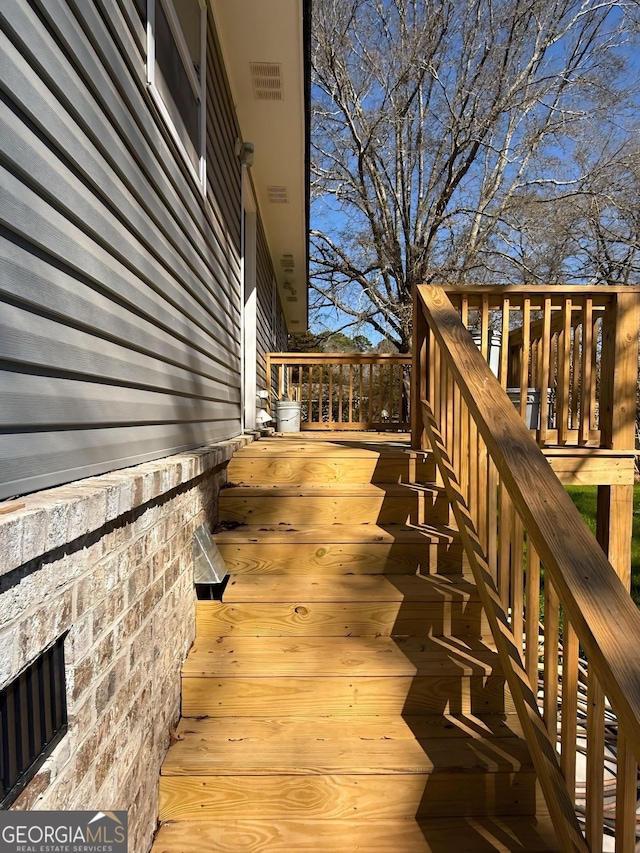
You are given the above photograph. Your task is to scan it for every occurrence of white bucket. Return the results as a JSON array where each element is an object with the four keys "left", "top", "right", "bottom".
[{"left": 275, "top": 401, "right": 301, "bottom": 432}]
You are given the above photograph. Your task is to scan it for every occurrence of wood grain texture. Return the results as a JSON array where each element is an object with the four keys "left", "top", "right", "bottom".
[
  {"left": 219, "top": 484, "right": 448, "bottom": 526},
  {"left": 172, "top": 713, "right": 526, "bottom": 742},
  {"left": 181, "top": 674, "right": 513, "bottom": 717},
  {"left": 161, "top": 728, "right": 533, "bottom": 775},
  {"left": 196, "top": 599, "right": 490, "bottom": 638},
  {"left": 158, "top": 770, "right": 535, "bottom": 821},
  {"left": 152, "top": 815, "right": 560, "bottom": 853},
  {"left": 182, "top": 635, "right": 502, "bottom": 678},
  {"left": 228, "top": 456, "right": 435, "bottom": 485}
]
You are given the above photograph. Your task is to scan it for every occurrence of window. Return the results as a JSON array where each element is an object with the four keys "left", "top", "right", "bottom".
[
  {"left": 147, "top": 0, "right": 207, "bottom": 189},
  {"left": 1, "top": 635, "right": 68, "bottom": 808}
]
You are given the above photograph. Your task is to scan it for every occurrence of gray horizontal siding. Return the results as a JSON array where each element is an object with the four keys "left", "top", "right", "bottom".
[
  {"left": 256, "top": 217, "right": 287, "bottom": 391},
  {"left": 0, "top": 0, "right": 244, "bottom": 499}
]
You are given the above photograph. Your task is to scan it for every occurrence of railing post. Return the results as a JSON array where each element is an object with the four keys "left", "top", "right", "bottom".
[
  {"left": 265, "top": 352, "right": 272, "bottom": 417},
  {"left": 596, "top": 290, "right": 640, "bottom": 587},
  {"left": 411, "top": 286, "right": 428, "bottom": 449}
]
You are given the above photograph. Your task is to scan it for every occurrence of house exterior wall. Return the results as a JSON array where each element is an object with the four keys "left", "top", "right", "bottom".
[
  {"left": 256, "top": 216, "right": 288, "bottom": 393},
  {"left": 0, "top": 0, "right": 246, "bottom": 501},
  {"left": 0, "top": 0, "right": 290, "bottom": 847}
]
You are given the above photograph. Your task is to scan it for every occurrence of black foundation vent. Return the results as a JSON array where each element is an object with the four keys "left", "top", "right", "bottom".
[{"left": 1, "top": 633, "right": 68, "bottom": 808}]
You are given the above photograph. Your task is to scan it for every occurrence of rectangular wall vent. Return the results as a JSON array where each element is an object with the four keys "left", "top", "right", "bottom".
[
  {"left": 1, "top": 634, "right": 68, "bottom": 808},
  {"left": 268, "top": 186, "right": 289, "bottom": 204},
  {"left": 250, "top": 63, "right": 283, "bottom": 100}
]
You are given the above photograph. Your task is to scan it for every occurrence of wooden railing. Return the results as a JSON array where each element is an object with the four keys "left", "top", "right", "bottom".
[
  {"left": 413, "top": 285, "right": 640, "bottom": 852},
  {"left": 443, "top": 285, "right": 639, "bottom": 450},
  {"left": 266, "top": 352, "right": 411, "bottom": 430}
]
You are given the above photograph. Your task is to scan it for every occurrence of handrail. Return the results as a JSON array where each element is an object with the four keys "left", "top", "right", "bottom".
[
  {"left": 413, "top": 285, "right": 640, "bottom": 849},
  {"left": 267, "top": 352, "right": 411, "bottom": 430}
]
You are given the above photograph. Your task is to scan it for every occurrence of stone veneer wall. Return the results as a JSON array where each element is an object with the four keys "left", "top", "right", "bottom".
[{"left": 0, "top": 435, "right": 250, "bottom": 852}]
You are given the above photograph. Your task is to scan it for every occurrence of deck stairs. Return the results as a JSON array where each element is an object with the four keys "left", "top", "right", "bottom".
[{"left": 152, "top": 434, "right": 559, "bottom": 852}]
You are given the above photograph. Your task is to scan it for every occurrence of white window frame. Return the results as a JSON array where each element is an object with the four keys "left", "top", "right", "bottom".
[{"left": 146, "top": 0, "right": 207, "bottom": 191}]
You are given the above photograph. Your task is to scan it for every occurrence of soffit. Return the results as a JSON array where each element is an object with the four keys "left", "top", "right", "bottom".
[{"left": 209, "top": 0, "right": 308, "bottom": 332}]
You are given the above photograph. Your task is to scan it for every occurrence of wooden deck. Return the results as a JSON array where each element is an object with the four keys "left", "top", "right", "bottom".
[{"left": 152, "top": 433, "right": 559, "bottom": 852}]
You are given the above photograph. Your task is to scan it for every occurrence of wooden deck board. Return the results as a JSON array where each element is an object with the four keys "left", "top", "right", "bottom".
[
  {"left": 152, "top": 816, "right": 560, "bottom": 853},
  {"left": 173, "top": 713, "right": 526, "bottom": 741},
  {"left": 158, "top": 772, "right": 536, "bottom": 820},
  {"left": 221, "top": 572, "right": 480, "bottom": 602},
  {"left": 182, "top": 635, "right": 501, "bottom": 678}
]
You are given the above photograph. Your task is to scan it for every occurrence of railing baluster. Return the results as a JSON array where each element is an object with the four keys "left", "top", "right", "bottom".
[
  {"left": 445, "top": 362, "right": 454, "bottom": 462},
  {"left": 615, "top": 729, "right": 637, "bottom": 853},
  {"left": 359, "top": 363, "right": 364, "bottom": 423},
  {"left": 498, "top": 480, "right": 512, "bottom": 608},
  {"left": 524, "top": 541, "right": 541, "bottom": 687},
  {"left": 338, "top": 364, "right": 344, "bottom": 423},
  {"left": 586, "top": 672, "right": 605, "bottom": 853},
  {"left": 460, "top": 295, "right": 469, "bottom": 329},
  {"left": 486, "top": 456, "right": 498, "bottom": 583},
  {"left": 368, "top": 362, "right": 374, "bottom": 427},
  {"left": 543, "top": 577, "right": 560, "bottom": 742},
  {"left": 468, "top": 413, "right": 479, "bottom": 531},
  {"left": 348, "top": 365, "right": 354, "bottom": 423},
  {"left": 480, "top": 294, "right": 489, "bottom": 360},
  {"left": 560, "top": 620, "right": 579, "bottom": 801},
  {"left": 460, "top": 387, "right": 470, "bottom": 507},
  {"left": 511, "top": 513, "right": 525, "bottom": 656},
  {"left": 570, "top": 323, "right": 580, "bottom": 430},
  {"left": 592, "top": 317, "right": 599, "bottom": 429},
  {"left": 298, "top": 361, "right": 303, "bottom": 407},
  {"left": 558, "top": 298, "right": 572, "bottom": 445},
  {"left": 328, "top": 363, "right": 333, "bottom": 425},
  {"left": 580, "top": 297, "right": 593, "bottom": 445},
  {"left": 538, "top": 296, "right": 552, "bottom": 446},
  {"left": 519, "top": 297, "right": 531, "bottom": 423},
  {"left": 500, "top": 297, "right": 510, "bottom": 389}
]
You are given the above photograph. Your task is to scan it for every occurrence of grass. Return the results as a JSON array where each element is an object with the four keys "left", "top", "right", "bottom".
[{"left": 566, "top": 484, "right": 640, "bottom": 607}]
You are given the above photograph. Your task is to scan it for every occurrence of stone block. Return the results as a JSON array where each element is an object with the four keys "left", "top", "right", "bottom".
[
  {"left": 0, "top": 513, "right": 23, "bottom": 577},
  {"left": 69, "top": 655, "right": 93, "bottom": 703}
]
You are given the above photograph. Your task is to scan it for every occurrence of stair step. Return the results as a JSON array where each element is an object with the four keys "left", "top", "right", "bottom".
[
  {"left": 152, "top": 816, "right": 560, "bottom": 852},
  {"left": 158, "top": 771, "right": 535, "bottom": 820},
  {"left": 161, "top": 715, "right": 531, "bottom": 776},
  {"left": 220, "top": 572, "right": 478, "bottom": 602},
  {"left": 170, "top": 712, "right": 526, "bottom": 741},
  {"left": 158, "top": 712, "right": 536, "bottom": 820},
  {"left": 183, "top": 635, "right": 501, "bottom": 678},
  {"left": 219, "top": 484, "right": 449, "bottom": 525},
  {"left": 197, "top": 574, "right": 489, "bottom": 637},
  {"left": 181, "top": 636, "right": 511, "bottom": 717},
  {"left": 228, "top": 447, "right": 435, "bottom": 484},
  {"left": 215, "top": 523, "right": 467, "bottom": 576}
]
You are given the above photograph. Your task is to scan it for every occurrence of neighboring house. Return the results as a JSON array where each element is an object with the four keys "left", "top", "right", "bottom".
[{"left": 0, "top": 1, "right": 309, "bottom": 849}]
